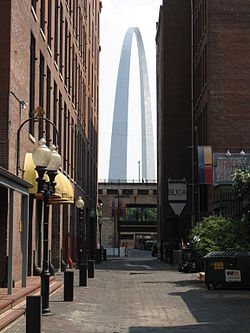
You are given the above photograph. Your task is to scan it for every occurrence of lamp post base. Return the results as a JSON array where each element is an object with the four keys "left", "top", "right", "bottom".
[{"left": 42, "top": 308, "right": 52, "bottom": 316}]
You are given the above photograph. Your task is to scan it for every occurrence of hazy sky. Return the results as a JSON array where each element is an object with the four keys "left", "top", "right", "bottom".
[{"left": 98, "top": 0, "right": 162, "bottom": 181}]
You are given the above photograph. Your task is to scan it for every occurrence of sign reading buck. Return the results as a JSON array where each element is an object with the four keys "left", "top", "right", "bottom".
[{"left": 168, "top": 178, "right": 187, "bottom": 216}]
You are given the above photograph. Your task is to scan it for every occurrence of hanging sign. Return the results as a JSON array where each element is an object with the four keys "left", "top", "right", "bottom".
[{"left": 168, "top": 178, "right": 187, "bottom": 216}]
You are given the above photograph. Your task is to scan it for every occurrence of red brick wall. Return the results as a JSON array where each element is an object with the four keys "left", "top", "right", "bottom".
[
  {"left": 0, "top": 0, "right": 101, "bottom": 282},
  {"left": 194, "top": 0, "right": 250, "bottom": 213},
  {"left": 208, "top": 0, "right": 250, "bottom": 151},
  {"left": 0, "top": 1, "right": 11, "bottom": 169}
]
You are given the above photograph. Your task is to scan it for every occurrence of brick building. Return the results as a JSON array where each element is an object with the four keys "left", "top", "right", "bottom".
[
  {"left": 193, "top": 0, "right": 250, "bottom": 214},
  {"left": 156, "top": 0, "right": 250, "bottom": 261},
  {"left": 156, "top": 0, "right": 192, "bottom": 261},
  {"left": 0, "top": 0, "right": 101, "bottom": 287}
]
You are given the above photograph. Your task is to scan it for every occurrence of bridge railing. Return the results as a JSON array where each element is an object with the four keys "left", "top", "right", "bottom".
[
  {"left": 98, "top": 179, "right": 157, "bottom": 184},
  {"left": 119, "top": 220, "right": 157, "bottom": 226}
]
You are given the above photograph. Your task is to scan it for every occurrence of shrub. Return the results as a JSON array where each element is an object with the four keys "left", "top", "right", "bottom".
[{"left": 190, "top": 215, "right": 250, "bottom": 257}]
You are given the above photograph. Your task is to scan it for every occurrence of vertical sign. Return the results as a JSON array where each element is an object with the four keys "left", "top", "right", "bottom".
[
  {"left": 168, "top": 179, "right": 187, "bottom": 216},
  {"left": 198, "top": 146, "right": 213, "bottom": 184}
]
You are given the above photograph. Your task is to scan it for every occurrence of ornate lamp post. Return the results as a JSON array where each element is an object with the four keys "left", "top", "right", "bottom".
[
  {"left": 76, "top": 196, "right": 87, "bottom": 286},
  {"left": 32, "top": 138, "right": 61, "bottom": 315}
]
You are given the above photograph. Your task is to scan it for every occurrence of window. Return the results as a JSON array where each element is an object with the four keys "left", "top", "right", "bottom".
[
  {"left": 46, "top": 66, "right": 51, "bottom": 144},
  {"left": 75, "top": 57, "right": 78, "bottom": 107},
  {"left": 29, "top": 33, "right": 36, "bottom": 135},
  {"left": 31, "top": 0, "right": 36, "bottom": 12},
  {"left": 59, "top": 3, "right": 63, "bottom": 73},
  {"left": 58, "top": 92, "right": 62, "bottom": 154},
  {"left": 72, "top": 46, "right": 75, "bottom": 102},
  {"left": 64, "top": 20, "right": 68, "bottom": 85},
  {"left": 71, "top": 118, "right": 74, "bottom": 178},
  {"left": 122, "top": 189, "right": 133, "bottom": 195},
  {"left": 69, "top": 0, "right": 72, "bottom": 15},
  {"left": 137, "top": 189, "right": 149, "bottom": 195},
  {"left": 89, "top": 4, "right": 91, "bottom": 39},
  {"left": 63, "top": 103, "right": 67, "bottom": 170},
  {"left": 54, "top": 0, "right": 59, "bottom": 63},
  {"left": 78, "top": 68, "right": 81, "bottom": 118},
  {"left": 76, "top": 0, "right": 79, "bottom": 38},
  {"left": 82, "top": 83, "right": 86, "bottom": 125},
  {"left": 47, "top": 0, "right": 52, "bottom": 48},
  {"left": 40, "top": 0, "right": 45, "bottom": 32},
  {"left": 68, "top": 32, "right": 71, "bottom": 93},
  {"left": 39, "top": 52, "right": 45, "bottom": 138},
  {"left": 73, "top": 0, "right": 75, "bottom": 31},
  {"left": 107, "top": 189, "right": 118, "bottom": 195},
  {"left": 67, "top": 110, "right": 70, "bottom": 173},
  {"left": 79, "top": 12, "right": 82, "bottom": 56},
  {"left": 53, "top": 81, "right": 57, "bottom": 143},
  {"left": 74, "top": 125, "right": 77, "bottom": 180}
]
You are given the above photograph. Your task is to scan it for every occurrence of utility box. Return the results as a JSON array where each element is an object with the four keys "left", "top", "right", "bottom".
[{"left": 203, "top": 251, "right": 250, "bottom": 289}]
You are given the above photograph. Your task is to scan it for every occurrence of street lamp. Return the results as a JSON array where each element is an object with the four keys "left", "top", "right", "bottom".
[
  {"left": 76, "top": 196, "right": 87, "bottom": 286},
  {"left": 32, "top": 138, "right": 61, "bottom": 315}
]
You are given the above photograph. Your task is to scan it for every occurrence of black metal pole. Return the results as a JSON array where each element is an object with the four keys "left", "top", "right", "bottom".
[
  {"left": 99, "top": 223, "right": 102, "bottom": 261},
  {"left": 41, "top": 190, "right": 51, "bottom": 315},
  {"left": 79, "top": 208, "right": 87, "bottom": 286}
]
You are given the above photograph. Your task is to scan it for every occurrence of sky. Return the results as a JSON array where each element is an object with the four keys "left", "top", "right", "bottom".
[{"left": 98, "top": 0, "right": 162, "bottom": 181}]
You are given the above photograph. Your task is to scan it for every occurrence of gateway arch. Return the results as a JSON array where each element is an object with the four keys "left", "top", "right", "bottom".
[{"left": 108, "top": 27, "right": 155, "bottom": 181}]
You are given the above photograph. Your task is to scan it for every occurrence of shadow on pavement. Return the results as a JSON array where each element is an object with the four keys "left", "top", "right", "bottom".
[
  {"left": 95, "top": 258, "right": 176, "bottom": 272},
  {"left": 129, "top": 323, "right": 215, "bottom": 332},
  {"left": 142, "top": 279, "right": 202, "bottom": 288},
  {"left": 169, "top": 288, "right": 250, "bottom": 330}
]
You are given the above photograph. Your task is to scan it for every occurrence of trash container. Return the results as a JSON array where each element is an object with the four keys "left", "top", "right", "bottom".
[{"left": 203, "top": 250, "right": 250, "bottom": 289}]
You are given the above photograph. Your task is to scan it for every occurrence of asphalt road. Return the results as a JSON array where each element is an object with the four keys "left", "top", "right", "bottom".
[{"left": 3, "top": 249, "right": 250, "bottom": 333}]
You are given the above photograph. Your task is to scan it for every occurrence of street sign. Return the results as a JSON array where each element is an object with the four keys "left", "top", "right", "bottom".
[
  {"left": 168, "top": 179, "right": 187, "bottom": 216},
  {"left": 213, "top": 153, "right": 250, "bottom": 185}
]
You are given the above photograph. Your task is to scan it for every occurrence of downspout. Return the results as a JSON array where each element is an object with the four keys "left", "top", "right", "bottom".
[{"left": 191, "top": 0, "right": 195, "bottom": 228}]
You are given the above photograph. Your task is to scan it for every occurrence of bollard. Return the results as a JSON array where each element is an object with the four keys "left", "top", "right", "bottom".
[
  {"left": 64, "top": 270, "right": 74, "bottom": 301},
  {"left": 88, "top": 260, "right": 95, "bottom": 278},
  {"left": 95, "top": 249, "right": 101, "bottom": 264},
  {"left": 103, "top": 249, "right": 107, "bottom": 261},
  {"left": 79, "top": 263, "right": 88, "bottom": 286},
  {"left": 26, "top": 295, "right": 41, "bottom": 333}
]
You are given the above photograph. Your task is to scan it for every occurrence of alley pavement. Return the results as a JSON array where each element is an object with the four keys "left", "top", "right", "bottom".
[{"left": 3, "top": 249, "right": 250, "bottom": 333}]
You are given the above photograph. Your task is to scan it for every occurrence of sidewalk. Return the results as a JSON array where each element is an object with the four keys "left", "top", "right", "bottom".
[
  {"left": 0, "top": 276, "right": 62, "bottom": 331},
  {"left": 2, "top": 250, "right": 250, "bottom": 332}
]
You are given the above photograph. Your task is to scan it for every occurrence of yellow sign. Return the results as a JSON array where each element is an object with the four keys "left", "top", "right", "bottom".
[{"left": 213, "top": 262, "right": 224, "bottom": 270}]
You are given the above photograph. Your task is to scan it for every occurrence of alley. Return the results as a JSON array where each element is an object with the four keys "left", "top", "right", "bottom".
[{"left": 3, "top": 250, "right": 250, "bottom": 333}]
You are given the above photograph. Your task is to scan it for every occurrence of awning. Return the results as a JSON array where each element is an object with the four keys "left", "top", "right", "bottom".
[{"left": 23, "top": 153, "right": 74, "bottom": 204}]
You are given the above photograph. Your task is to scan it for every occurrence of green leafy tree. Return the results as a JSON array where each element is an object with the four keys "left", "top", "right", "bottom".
[
  {"left": 190, "top": 215, "right": 250, "bottom": 257},
  {"left": 232, "top": 168, "right": 250, "bottom": 213},
  {"left": 190, "top": 168, "right": 250, "bottom": 257}
]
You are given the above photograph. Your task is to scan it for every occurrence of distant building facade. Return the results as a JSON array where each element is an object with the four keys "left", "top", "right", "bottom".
[{"left": 0, "top": 0, "right": 101, "bottom": 287}]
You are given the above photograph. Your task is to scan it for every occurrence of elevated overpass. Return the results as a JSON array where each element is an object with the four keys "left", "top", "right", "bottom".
[{"left": 98, "top": 181, "right": 158, "bottom": 250}]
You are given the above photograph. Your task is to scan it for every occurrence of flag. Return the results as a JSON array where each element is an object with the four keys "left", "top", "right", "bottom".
[{"left": 198, "top": 146, "right": 213, "bottom": 184}]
